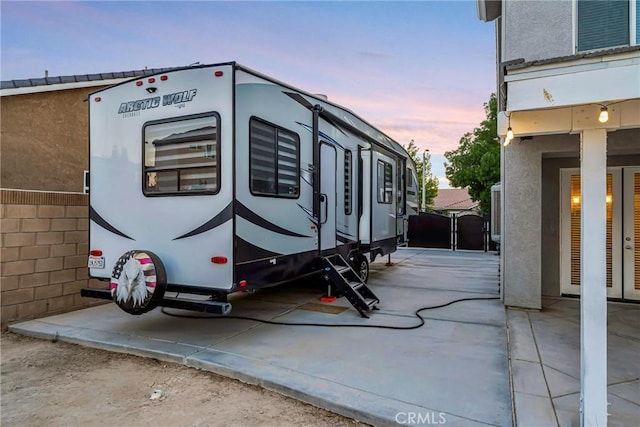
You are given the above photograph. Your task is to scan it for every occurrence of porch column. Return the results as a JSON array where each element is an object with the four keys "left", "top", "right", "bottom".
[{"left": 580, "top": 129, "right": 608, "bottom": 427}]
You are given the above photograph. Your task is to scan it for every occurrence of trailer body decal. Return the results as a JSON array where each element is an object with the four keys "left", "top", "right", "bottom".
[
  {"left": 173, "top": 202, "right": 233, "bottom": 240},
  {"left": 236, "top": 201, "right": 311, "bottom": 238},
  {"left": 90, "top": 206, "right": 134, "bottom": 240}
]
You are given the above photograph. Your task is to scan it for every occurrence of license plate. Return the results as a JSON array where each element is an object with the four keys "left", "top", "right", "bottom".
[{"left": 88, "top": 256, "right": 105, "bottom": 269}]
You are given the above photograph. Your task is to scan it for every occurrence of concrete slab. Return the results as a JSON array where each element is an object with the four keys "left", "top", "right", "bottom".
[
  {"left": 10, "top": 248, "right": 511, "bottom": 427},
  {"left": 511, "top": 359, "right": 550, "bottom": 398},
  {"left": 608, "top": 380, "right": 640, "bottom": 407},
  {"left": 507, "top": 297, "right": 640, "bottom": 426},
  {"left": 506, "top": 310, "right": 539, "bottom": 363},
  {"left": 542, "top": 365, "right": 580, "bottom": 399},
  {"left": 608, "top": 307, "right": 640, "bottom": 341},
  {"left": 513, "top": 391, "right": 557, "bottom": 427},
  {"left": 529, "top": 316, "right": 581, "bottom": 380},
  {"left": 554, "top": 392, "right": 640, "bottom": 427}
]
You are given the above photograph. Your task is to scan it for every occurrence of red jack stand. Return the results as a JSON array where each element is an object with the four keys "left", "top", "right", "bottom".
[
  {"left": 320, "top": 284, "right": 337, "bottom": 303},
  {"left": 385, "top": 254, "right": 395, "bottom": 267}
]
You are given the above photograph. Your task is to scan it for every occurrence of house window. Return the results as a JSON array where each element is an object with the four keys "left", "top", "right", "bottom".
[
  {"left": 143, "top": 112, "right": 219, "bottom": 196},
  {"left": 377, "top": 160, "right": 393, "bottom": 204},
  {"left": 344, "top": 150, "right": 352, "bottom": 215},
  {"left": 577, "top": 0, "right": 638, "bottom": 51},
  {"left": 569, "top": 173, "right": 614, "bottom": 287},
  {"left": 250, "top": 118, "right": 300, "bottom": 198}
]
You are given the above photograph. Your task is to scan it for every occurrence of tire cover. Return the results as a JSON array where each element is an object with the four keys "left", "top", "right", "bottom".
[{"left": 110, "top": 250, "right": 167, "bottom": 315}]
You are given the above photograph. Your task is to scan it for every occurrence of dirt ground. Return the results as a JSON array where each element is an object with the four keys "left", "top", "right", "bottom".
[{"left": 1, "top": 332, "right": 365, "bottom": 427}]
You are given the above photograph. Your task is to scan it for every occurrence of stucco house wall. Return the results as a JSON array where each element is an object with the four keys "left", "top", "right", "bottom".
[
  {"left": 1, "top": 86, "right": 106, "bottom": 192},
  {"left": 503, "top": 0, "right": 573, "bottom": 62}
]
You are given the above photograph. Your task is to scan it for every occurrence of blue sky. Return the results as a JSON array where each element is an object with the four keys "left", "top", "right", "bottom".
[{"left": 1, "top": 1, "right": 496, "bottom": 188}]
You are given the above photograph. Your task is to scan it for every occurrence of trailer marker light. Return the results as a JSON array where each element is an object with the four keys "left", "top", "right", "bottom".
[
  {"left": 148, "top": 77, "right": 155, "bottom": 83},
  {"left": 214, "top": 71, "right": 224, "bottom": 77},
  {"left": 239, "top": 280, "right": 247, "bottom": 287},
  {"left": 211, "top": 256, "right": 228, "bottom": 264},
  {"left": 90, "top": 250, "right": 103, "bottom": 256},
  {"left": 136, "top": 81, "right": 143, "bottom": 86},
  {"left": 160, "top": 75, "right": 168, "bottom": 81},
  {"left": 94, "top": 97, "right": 101, "bottom": 102}
]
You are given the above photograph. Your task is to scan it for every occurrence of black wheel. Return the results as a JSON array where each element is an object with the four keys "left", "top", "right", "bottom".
[
  {"left": 110, "top": 250, "right": 167, "bottom": 315},
  {"left": 356, "top": 255, "right": 369, "bottom": 283}
]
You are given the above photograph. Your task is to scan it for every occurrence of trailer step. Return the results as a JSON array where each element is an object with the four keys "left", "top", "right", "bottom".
[
  {"left": 321, "top": 256, "right": 379, "bottom": 318},
  {"left": 349, "top": 281, "right": 365, "bottom": 291},
  {"left": 336, "top": 266, "right": 352, "bottom": 275},
  {"left": 80, "top": 288, "right": 232, "bottom": 315}
]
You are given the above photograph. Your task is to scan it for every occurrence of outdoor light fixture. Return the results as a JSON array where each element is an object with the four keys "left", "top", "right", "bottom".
[
  {"left": 503, "top": 114, "right": 514, "bottom": 146},
  {"left": 504, "top": 127, "right": 514, "bottom": 146},
  {"left": 598, "top": 106, "right": 609, "bottom": 123}
]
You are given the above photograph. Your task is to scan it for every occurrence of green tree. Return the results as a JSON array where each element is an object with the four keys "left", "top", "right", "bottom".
[
  {"left": 404, "top": 140, "right": 439, "bottom": 211},
  {"left": 444, "top": 93, "right": 500, "bottom": 214}
]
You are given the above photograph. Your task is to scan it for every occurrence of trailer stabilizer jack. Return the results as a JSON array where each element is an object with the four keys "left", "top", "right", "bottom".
[{"left": 80, "top": 288, "right": 232, "bottom": 315}]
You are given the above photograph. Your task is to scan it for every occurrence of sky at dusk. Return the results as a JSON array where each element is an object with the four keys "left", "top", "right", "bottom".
[{"left": 1, "top": 1, "right": 496, "bottom": 188}]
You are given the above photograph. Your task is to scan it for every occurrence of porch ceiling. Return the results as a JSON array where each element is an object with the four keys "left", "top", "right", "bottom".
[
  {"left": 505, "top": 51, "right": 640, "bottom": 113},
  {"left": 497, "top": 99, "right": 640, "bottom": 139}
]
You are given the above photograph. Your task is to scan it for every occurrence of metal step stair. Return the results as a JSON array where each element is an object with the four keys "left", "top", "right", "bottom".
[{"left": 321, "top": 255, "right": 379, "bottom": 318}]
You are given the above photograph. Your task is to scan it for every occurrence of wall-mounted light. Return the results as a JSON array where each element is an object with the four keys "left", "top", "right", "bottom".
[
  {"left": 598, "top": 106, "right": 609, "bottom": 123},
  {"left": 503, "top": 114, "right": 514, "bottom": 146},
  {"left": 504, "top": 127, "right": 514, "bottom": 146}
]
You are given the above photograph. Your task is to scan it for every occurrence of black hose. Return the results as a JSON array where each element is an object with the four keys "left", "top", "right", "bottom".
[{"left": 160, "top": 296, "right": 500, "bottom": 330}]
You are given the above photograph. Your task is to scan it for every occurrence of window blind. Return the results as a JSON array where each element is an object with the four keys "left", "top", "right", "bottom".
[{"left": 577, "top": 0, "right": 630, "bottom": 51}]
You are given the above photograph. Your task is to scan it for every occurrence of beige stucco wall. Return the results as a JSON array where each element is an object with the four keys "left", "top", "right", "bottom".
[{"left": 1, "top": 86, "right": 107, "bottom": 192}]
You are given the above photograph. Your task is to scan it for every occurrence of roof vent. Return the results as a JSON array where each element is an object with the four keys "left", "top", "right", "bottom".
[{"left": 314, "top": 94, "right": 328, "bottom": 101}]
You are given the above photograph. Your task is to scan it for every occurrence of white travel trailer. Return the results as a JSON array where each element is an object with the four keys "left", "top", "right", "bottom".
[{"left": 82, "top": 62, "right": 418, "bottom": 317}]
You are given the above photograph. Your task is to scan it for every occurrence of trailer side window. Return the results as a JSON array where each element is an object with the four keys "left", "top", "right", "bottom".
[
  {"left": 406, "top": 167, "right": 413, "bottom": 187},
  {"left": 143, "top": 112, "right": 220, "bottom": 196},
  {"left": 377, "top": 160, "right": 393, "bottom": 204},
  {"left": 250, "top": 118, "right": 300, "bottom": 198},
  {"left": 344, "top": 150, "right": 352, "bottom": 215}
]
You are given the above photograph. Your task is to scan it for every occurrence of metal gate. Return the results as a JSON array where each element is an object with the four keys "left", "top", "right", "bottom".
[
  {"left": 408, "top": 212, "right": 495, "bottom": 251},
  {"left": 408, "top": 213, "right": 451, "bottom": 249},
  {"left": 455, "top": 214, "right": 485, "bottom": 250}
]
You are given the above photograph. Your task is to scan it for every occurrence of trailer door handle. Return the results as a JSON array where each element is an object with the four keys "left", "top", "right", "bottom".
[{"left": 320, "top": 193, "right": 328, "bottom": 224}]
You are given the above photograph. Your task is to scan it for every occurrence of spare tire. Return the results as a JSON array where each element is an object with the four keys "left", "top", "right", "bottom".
[{"left": 109, "top": 250, "right": 167, "bottom": 315}]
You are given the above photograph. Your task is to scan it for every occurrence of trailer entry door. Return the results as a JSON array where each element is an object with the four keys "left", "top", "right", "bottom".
[{"left": 320, "top": 143, "right": 337, "bottom": 251}]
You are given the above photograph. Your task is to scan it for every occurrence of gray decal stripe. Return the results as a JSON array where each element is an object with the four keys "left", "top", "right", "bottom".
[
  {"left": 283, "top": 91, "right": 313, "bottom": 108},
  {"left": 235, "top": 237, "right": 282, "bottom": 264},
  {"left": 89, "top": 207, "right": 134, "bottom": 240},
  {"left": 285, "top": 92, "right": 348, "bottom": 137},
  {"left": 173, "top": 202, "right": 233, "bottom": 240},
  {"left": 236, "top": 201, "right": 311, "bottom": 238}
]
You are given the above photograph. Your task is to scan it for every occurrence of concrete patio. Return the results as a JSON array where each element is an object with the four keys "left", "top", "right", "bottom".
[
  {"left": 8, "top": 248, "right": 640, "bottom": 426},
  {"left": 508, "top": 298, "right": 640, "bottom": 427}
]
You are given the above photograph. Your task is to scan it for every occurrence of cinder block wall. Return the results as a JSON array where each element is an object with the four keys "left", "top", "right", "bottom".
[{"left": 1, "top": 189, "right": 106, "bottom": 329}]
